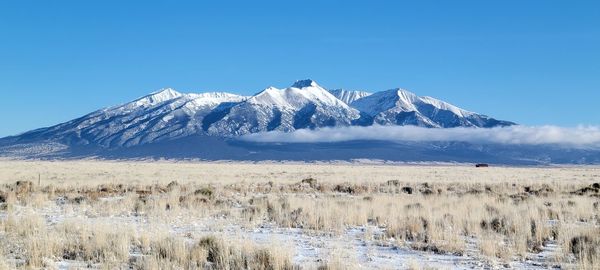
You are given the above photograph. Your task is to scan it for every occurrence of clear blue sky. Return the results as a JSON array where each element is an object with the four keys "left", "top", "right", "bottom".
[{"left": 1, "top": 1, "right": 598, "bottom": 137}]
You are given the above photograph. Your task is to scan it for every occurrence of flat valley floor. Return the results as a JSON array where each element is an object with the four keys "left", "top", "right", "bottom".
[{"left": 0, "top": 160, "right": 598, "bottom": 269}]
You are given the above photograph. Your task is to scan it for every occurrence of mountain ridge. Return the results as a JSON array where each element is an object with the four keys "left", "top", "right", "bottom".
[
  {"left": 327, "top": 89, "right": 372, "bottom": 104},
  {"left": 0, "top": 79, "right": 517, "bottom": 159}
]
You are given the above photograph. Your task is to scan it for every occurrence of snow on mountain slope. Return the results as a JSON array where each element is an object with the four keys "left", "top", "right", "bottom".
[
  {"left": 247, "top": 80, "right": 351, "bottom": 109},
  {"left": 1, "top": 80, "right": 515, "bottom": 151},
  {"left": 129, "top": 88, "right": 183, "bottom": 107},
  {"left": 11, "top": 89, "right": 247, "bottom": 147},
  {"left": 207, "top": 80, "right": 361, "bottom": 135},
  {"left": 351, "top": 88, "right": 514, "bottom": 128},
  {"left": 328, "top": 89, "right": 372, "bottom": 104}
]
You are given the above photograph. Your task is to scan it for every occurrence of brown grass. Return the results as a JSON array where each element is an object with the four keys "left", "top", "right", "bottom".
[{"left": 0, "top": 161, "right": 598, "bottom": 269}]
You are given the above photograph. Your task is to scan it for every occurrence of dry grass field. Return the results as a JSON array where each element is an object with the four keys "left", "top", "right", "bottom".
[{"left": 0, "top": 160, "right": 598, "bottom": 269}]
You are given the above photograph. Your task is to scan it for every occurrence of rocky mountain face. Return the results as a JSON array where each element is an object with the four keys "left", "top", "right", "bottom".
[
  {"left": 350, "top": 88, "right": 514, "bottom": 128},
  {"left": 327, "top": 88, "right": 372, "bottom": 104}
]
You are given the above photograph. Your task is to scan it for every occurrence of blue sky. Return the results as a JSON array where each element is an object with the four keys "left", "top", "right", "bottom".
[{"left": 0, "top": 1, "right": 598, "bottom": 137}]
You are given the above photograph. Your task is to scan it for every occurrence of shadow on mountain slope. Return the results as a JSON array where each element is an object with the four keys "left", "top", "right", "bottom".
[{"left": 5, "top": 135, "right": 594, "bottom": 165}]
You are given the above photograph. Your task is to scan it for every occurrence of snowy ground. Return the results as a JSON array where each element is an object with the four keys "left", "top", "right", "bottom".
[
  {"left": 2, "top": 196, "right": 567, "bottom": 269},
  {"left": 1, "top": 160, "right": 595, "bottom": 269}
]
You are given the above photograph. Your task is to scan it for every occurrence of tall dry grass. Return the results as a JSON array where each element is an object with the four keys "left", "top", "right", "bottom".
[{"left": 0, "top": 161, "right": 598, "bottom": 269}]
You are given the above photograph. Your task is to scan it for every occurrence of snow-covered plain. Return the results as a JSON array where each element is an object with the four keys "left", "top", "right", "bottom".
[
  {"left": 3, "top": 201, "right": 564, "bottom": 270},
  {"left": 1, "top": 161, "right": 597, "bottom": 269}
]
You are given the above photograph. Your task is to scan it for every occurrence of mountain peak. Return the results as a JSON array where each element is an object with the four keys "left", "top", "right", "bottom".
[
  {"left": 291, "top": 79, "right": 319, "bottom": 88},
  {"left": 149, "top": 87, "right": 182, "bottom": 99},
  {"left": 382, "top": 87, "right": 414, "bottom": 96},
  {"left": 133, "top": 88, "right": 183, "bottom": 106}
]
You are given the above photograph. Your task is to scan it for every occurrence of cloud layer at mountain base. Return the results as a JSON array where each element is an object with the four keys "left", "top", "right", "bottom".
[{"left": 240, "top": 125, "right": 600, "bottom": 147}]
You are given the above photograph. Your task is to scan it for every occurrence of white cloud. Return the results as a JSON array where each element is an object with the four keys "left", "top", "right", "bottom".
[{"left": 240, "top": 125, "right": 600, "bottom": 147}]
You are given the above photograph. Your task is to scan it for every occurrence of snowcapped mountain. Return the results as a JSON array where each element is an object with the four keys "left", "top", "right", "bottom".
[
  {"left": 0, "top": 79, "right": 514, "bottom": 153},
  {"left": 351, "top": 88, "right": 514, "bottom": 128},
  {"left": 206, "top": 80, "right": 361, "bottom": 135},
  {"left": 8, "top": 89, "right": 247, "bottom": 147},
  {"left": 327, "top": 89, "right": 372, "bottom": 104}
]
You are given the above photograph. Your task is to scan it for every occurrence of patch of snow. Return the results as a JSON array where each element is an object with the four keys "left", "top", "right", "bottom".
[{"left": 328, "top": 89, "right": 372, "bottom": 105}]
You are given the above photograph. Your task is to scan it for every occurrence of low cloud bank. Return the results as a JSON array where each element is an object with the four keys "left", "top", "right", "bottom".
[{"left": 240, "top": 125, "right": 600, "bottom": 147}]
